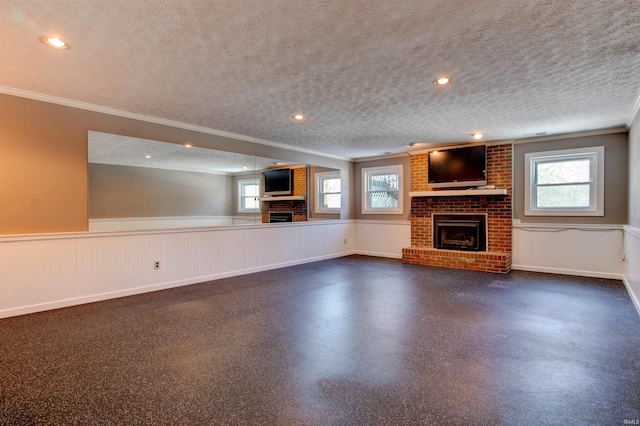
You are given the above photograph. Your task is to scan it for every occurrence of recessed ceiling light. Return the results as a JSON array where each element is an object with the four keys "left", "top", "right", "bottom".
[
  {"left": 472, "top": 133, "right": 483, "bottom": 140},
  {"left": 39, "top": 36, "right": 70, "bottom": 49},
  {"left": 292, "top": 113, "right": 305, "bottom": 121},
  {"left": 184, "top": 144, "right": 192, "bottom": 148},
  {"left": 242, "top": 166, "right": 249, "bottom": 170},
  {"left": 145, "top": 155, "right": 151, "bottom": 159},
  {"left": 433, "top": 76, "right": 451, "bottom": 86},
  {"left": 407, "top": 142, "right": 417, "bottom": 147}
]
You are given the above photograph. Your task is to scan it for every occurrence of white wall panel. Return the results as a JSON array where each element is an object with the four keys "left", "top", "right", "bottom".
[
  {"left": 177, "top": 229, "right": 245, "bottom": 279},
  {"left": 2, "top": 220, "right": 632, "bottom": 319},
  {"left": 76, "top": 232, "right": 181, "bottom": 296},
  {"left": 623, "top": 226, "right": 640, "bottom": 315},
  {"left": 513, "top": 223, "right": 624, "bottom": 279},
  {"left": 0, "top": 238, "right": 78, "bottom": 311},
  {"left": 0, "top": 221, "right": 354, "bottom": 319},
  {"left": 355, "top": 220, "right": 411, "bottom": 258}
]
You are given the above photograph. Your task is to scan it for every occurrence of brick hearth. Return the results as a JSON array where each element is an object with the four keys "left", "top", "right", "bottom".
[{"left": 402, "top": 144, "right": 512, "bottom": 273}]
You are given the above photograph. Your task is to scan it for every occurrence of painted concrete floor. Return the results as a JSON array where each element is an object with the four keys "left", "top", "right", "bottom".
[{"left": 1, "top": 255, "right": 639, "bottom": 425}]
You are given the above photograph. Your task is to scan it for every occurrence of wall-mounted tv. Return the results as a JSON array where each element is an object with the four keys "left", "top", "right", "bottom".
[
  {"left": 264, "top": 168, "right": 293, "bottom": 196},
  {"left": 428, "top": 145, "right": 487, "bottom": 188}
]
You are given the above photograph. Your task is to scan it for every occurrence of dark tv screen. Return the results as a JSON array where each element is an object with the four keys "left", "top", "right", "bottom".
[
  {"left": 264, "top": 168, "right": 293, "bottom": 196},
  {"left": 428, "top": 145, "right": 487, "bottom": 188}
]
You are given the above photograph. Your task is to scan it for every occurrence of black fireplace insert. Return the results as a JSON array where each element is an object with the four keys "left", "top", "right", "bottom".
[{"left": 433, "top": 214, "right": 487, "bottom": 251}]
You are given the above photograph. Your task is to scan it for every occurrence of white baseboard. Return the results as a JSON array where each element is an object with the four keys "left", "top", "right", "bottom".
[
  {"left": 622, "top": 276, "right": 640, "bottom": 317},
  {"left": 512, "top": 264, "right": 623, "bottom": 281},
  {"left": 355, "top": 250, "right": 403, "bottom": 259}
]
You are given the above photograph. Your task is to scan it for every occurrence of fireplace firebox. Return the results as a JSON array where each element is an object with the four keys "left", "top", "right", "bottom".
[
  {"left": 269, "top": 212, "right": 294, "bottom": 223},
  {"left": 433, "top": 214, "right": 487, "bottom": 252}
]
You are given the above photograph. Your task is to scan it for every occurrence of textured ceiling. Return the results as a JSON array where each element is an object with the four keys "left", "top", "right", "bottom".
[
  {"left": 88, "top": 131, "right": 287, "bottom": 174},
  {"left": 1, "top": 0, "right": 639, "bottom": 159}
]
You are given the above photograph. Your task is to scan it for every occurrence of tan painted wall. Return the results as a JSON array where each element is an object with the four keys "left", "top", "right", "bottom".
[
  {"left": 0, "top": 95, "right": 88, "bottom": 234},
  {"left": 0, "top": 94, "right": 353, "bottom": 234}
]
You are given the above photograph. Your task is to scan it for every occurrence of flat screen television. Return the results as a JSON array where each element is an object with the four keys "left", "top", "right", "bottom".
[
  {"left": 428, "top": 145, "right": 487, "bottom": 188},
  {"left": 264, "top": 168, "right": 293, "bottom": 196}
]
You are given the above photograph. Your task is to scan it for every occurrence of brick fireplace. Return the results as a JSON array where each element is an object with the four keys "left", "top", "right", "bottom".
[{"left": 402, "top": 144, "right": 512, "bottom": 273}]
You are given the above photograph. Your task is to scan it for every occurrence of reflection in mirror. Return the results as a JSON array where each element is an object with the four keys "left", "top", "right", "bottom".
[
  {"left": 89, "top": 131, "right": 272, "bottom": 231},
  {"left": 87, "top": 131, "right": 340, "bottom": 231},
  {"left": 308, "top": 165, "right": 341, "bottom": 221}
]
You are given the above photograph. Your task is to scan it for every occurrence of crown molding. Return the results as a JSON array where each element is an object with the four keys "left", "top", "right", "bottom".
[
  {"left": 512, "top": 127, "right": 628, "bottom": 144},
  {"left": 352, "top": 152, "right": 411, "bottom": 162},
  {"left": 0, "top": 86, "right": 351, "bottom": 162},
  {"left": 407, "top": 139, "right": 515, "bottom": 156},
  {"left": 629, "top": 92, "right": 640, "bottom": 127}
]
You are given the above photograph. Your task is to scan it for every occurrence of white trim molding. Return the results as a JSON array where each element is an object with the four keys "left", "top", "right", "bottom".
[{"left": 628, "top": 92, "right": 640, "bottom": 128}]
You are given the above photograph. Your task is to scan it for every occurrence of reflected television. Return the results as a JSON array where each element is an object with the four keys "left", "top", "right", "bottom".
[{"left": 264, "top": 168, "right": 293, "bottom": 196}]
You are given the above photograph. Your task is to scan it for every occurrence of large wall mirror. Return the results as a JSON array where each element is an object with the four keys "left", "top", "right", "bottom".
[{"left": 88, "top": 131, "right": 340, "bottom": 231}]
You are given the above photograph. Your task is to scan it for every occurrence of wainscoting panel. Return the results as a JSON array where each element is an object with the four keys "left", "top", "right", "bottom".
[
  {"left": 512, "top": 223, "right": 624, "bottom": 279},
  {"left": 623, "top": 226, "right": 640, "bottom": 315},
  {"left": 0, "top": 237, "right": 78, "bottom": 312},
  {"left": 76, "top": 232, "right": 181, "bottom": 295},
  {"left": 0, "top": 221, "right": 355, "bottom": 319},
  {"left": 355, "top": 220, "right": 411, "bottom": 258}
]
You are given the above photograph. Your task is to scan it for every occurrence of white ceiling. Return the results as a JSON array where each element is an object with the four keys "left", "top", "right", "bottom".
[{"left": 1, "top": 0, "right": 639, "bottom": 160}]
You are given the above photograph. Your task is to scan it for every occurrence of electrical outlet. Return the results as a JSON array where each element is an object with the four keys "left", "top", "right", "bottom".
[{"left": 154, "top": 261, "right": 160, "bottom": 270}]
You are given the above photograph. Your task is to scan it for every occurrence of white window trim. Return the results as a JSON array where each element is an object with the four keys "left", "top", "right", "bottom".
[
  {"left": 362, "top": 164, "right": 404, "bottom": 215},
  {"left": 237, "top": 179, "right": 260, "bottom": 213},
  {"left": 315, "top": 171, "right": 341, "bottom": 213},
  {"left": 524, "top": 146, "right": 604, "bottom": 216}
]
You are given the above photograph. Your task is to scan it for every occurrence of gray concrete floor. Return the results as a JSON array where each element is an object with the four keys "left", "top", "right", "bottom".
[{"left": 1, "top": 255, "right": 639, "bottom": 425}]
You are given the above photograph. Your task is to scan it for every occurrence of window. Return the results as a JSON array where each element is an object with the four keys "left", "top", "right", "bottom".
[
  {"left": 238, "top": 179, "right": 260, "bottom": 213},
  {"left": 525, "top": 146, "right": 604, "bottom": 216},
  {"left": 362, "top": 164, "right": 403, "bottom": 214},
  {"left": 316, "top": 171, "right": 341, "bottom": 213}
]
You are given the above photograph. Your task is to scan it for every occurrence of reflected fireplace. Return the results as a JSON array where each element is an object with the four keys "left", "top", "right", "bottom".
[
  {"left": 433, "top": 214, "right": 487, "bottom": 252},
  {"left": 269, "top": 211, "right": 293, "bottom": 223}
]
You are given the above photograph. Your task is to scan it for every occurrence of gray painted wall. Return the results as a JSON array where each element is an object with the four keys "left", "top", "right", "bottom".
[
  {"left": 89, "top": 164, "right": 233, "bottom": 218},
  {"left": 353, "top": 155, "right": 412, "bottom": 221},
  {"left": 513, "top": 132, "right": 628, "bottom": 224}
]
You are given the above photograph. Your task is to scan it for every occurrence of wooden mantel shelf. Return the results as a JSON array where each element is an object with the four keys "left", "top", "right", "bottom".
[
  {"left": 260, "top": 196, "right": 305, "bottom": 201},
  {"left": 409, "top": 188, "right": 508, "bottom": 197}
]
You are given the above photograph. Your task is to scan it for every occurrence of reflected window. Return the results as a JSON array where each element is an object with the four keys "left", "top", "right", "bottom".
[
  {"left": 238, "top": 179, "right": 260, "bottom": 213},
  {"left": 316, "top": 171, "right": 341, "bottom": 213}
]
